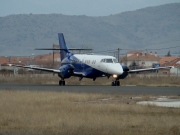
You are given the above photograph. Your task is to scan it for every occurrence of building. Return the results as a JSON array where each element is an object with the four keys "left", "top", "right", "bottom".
[
  {"left": 121, "top": 51, "right": 160, "bottom": 69},
  {"left": 159, "top": 57, "right": 180, "bottom": 75},
  {"left": 0, "top": 53, "right": 61, "bottom": 71},
  {"left": 159, "top": 56, "right": 178, "bottom": 66}
]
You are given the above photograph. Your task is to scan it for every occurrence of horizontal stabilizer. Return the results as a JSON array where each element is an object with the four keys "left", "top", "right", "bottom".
[{"left": 35, "top": 48, "right": 92, "bottom": 51}]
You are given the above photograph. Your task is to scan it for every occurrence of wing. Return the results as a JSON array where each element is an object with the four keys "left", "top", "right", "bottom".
[
  {"left": 14, "top": 65, "right": 84, "bottom": 78},
  {"left": 128, "top": 66, "right": 173, "bottom": 73},
  {"left": 15, "top": 65, "right": 61, "bottom": 73}
]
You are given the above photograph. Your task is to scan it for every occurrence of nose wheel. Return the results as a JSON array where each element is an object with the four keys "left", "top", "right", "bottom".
[
  {"left": 112, "top": 80, "right": 120, "bottom": 86},
  {"left": 59, "top": 80, "right": 65, "bottom": 86}
]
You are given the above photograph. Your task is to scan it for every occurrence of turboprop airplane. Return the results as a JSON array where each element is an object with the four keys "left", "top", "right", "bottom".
[{"left": 15, "top": 33, "right": 173, "bottom": 86}]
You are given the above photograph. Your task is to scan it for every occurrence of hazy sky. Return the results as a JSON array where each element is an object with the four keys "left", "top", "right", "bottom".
[{"left": 0, "top": 0, "right": 180, "bottom": 17}]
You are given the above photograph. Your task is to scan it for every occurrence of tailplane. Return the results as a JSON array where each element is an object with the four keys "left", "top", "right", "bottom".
[{"left": 58, "top": 33, "right": 70, "bottom": 61}]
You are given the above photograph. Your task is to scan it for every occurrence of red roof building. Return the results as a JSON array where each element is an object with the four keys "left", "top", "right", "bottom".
[
  {"left": 121, "top": 51, "right": 160, "bottom": 68},
  {"left": 159, "top": 56, "right": 178, "bottom": 65}
]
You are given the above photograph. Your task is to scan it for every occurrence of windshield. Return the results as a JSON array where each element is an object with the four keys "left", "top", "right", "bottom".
[
  {"left": 106, "top": 59, "right": 113, "bottom": 63},
  {"left": 101, "top": 59, "right": 113, "bottom": 63},
  {"left": 113, "top": 59, "right": 118, "bottom": 63}
]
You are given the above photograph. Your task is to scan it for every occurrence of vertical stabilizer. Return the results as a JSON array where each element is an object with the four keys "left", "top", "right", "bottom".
[{"left": 58, "top": 33, "right": 70, "bottom": 61}]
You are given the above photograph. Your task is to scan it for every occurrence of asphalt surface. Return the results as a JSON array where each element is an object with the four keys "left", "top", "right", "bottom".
[{"left": 0, "top": 83, "right": 180, "bottom": 95}]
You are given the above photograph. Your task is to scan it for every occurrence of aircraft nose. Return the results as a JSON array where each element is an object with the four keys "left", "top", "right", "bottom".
[{"left": 111, "top": 64, "right": 123, "bottom": 75}]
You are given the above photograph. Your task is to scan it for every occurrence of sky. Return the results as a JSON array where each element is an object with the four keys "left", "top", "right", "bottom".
[{"left": 0, "top": 0, "right": 180, "bottom": 17}]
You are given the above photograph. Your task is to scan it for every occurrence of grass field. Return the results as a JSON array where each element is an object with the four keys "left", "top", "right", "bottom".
[{"left": 0, "top": 90, "right": 180, "bottom": 135}]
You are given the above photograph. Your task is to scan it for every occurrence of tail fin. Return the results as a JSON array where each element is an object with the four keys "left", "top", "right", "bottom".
[{"left": 58, "top": 33, "right": 70, "bottom": 61}]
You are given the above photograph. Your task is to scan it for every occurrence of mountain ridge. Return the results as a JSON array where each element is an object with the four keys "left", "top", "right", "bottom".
[{"left": 0, "top": 3, "right": 180, "bottom": 56}]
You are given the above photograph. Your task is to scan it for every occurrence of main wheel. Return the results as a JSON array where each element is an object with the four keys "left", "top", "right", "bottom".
[
  {"left": 62, "top": 80, "right": 65, "bottom": 86},
  {"left": 59, "top": 80, "right": 65, "bottom": 86},
  {"left": 59, "top": 80, "right": 62, "bottom": 85}
]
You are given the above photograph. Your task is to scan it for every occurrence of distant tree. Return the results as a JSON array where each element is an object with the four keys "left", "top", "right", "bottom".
[
  {"left": 166, "top": 50, "right": 171, "bottom": 57},
  {"left": 129, "top": 60, "right": 137, "bottom": 69}
]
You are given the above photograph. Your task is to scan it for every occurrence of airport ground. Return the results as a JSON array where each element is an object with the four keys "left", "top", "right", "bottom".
[
  {"left": 0, "top": 73, "right": 180, "bottom": 87},
  {"left": 0, "top": 74, "right": 180, "bottom": 135}
]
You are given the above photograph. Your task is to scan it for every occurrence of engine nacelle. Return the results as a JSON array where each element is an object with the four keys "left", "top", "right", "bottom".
[
  {"left": 58, "top": 64, "right": 74, "bottom": 79},
  {"left": 117, "top": 72, "right": 128, "bottom": 79},
  {"left": 122, "top": 65, "right": 129, "bottom": 72}
]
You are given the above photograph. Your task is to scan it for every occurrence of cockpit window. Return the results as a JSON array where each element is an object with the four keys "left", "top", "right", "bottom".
[
  {"left": 100, "top": 59, "right": 105, "bottom": 62},
  {"left": 113, "top": 59, "right": 118, "bottom": 63},
  {"left": 106, "top": 59, "right": 113, "bottom": 63},
  {"left": 101, "top": 58, "right": 114, "bottom": 63}
]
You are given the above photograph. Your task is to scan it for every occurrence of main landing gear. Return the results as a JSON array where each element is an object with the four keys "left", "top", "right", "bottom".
[
  {"left": 59, "top": 80, "right": 65, "bottom": 86},
  {"left": 112, "top": 80, "right": 120, "bottom": 86}
]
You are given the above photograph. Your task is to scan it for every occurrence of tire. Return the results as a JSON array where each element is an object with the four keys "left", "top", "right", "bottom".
[
  {"left": 59, "top": 80, "right": 62, "bottom": 86},
  {"left": 63, "top": 81, "right": 65, "bottom": 86}
]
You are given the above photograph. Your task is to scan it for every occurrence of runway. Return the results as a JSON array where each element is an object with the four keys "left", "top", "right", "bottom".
[{"left": 0, "top": 84, "right": 179, "bottom": 95}]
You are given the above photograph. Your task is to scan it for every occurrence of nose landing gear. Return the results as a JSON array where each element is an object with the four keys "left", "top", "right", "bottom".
[{"left": 112, "top": 80, "right": 120, "bottom": 86}]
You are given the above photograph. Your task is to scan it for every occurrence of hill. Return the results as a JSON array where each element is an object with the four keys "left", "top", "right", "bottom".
[{"left": 0, "top": 3, "right": 180, "bottom": 56}]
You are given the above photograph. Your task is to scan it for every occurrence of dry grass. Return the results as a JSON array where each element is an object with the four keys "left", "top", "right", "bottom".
[
  {"left": 0, "top": 73, "right": 180, "bottom": 86},
  {"left": 0, "top": 90, "right": 180, "bottom": 135},
  {"left": 123, "top": 74, "right": 180, "bottom": 86}
]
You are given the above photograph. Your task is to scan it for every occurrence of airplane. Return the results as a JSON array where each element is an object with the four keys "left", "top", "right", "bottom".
[{"left": 15, "top": 33, "right": 173, "bottom": 86}]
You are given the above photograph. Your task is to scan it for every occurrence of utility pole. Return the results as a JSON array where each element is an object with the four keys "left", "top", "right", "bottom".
[
  {"left": 53, "top": 44, "right": 60, "bottom": 67},
  {"left": 53, "top": 51, "right": 54, "bottom": 67},
  {"left": 108, "top": 48, "right": 121, "bottom": 63},
  {"left": 117, "top": 48, "right": 121, "bottom": 63}
]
